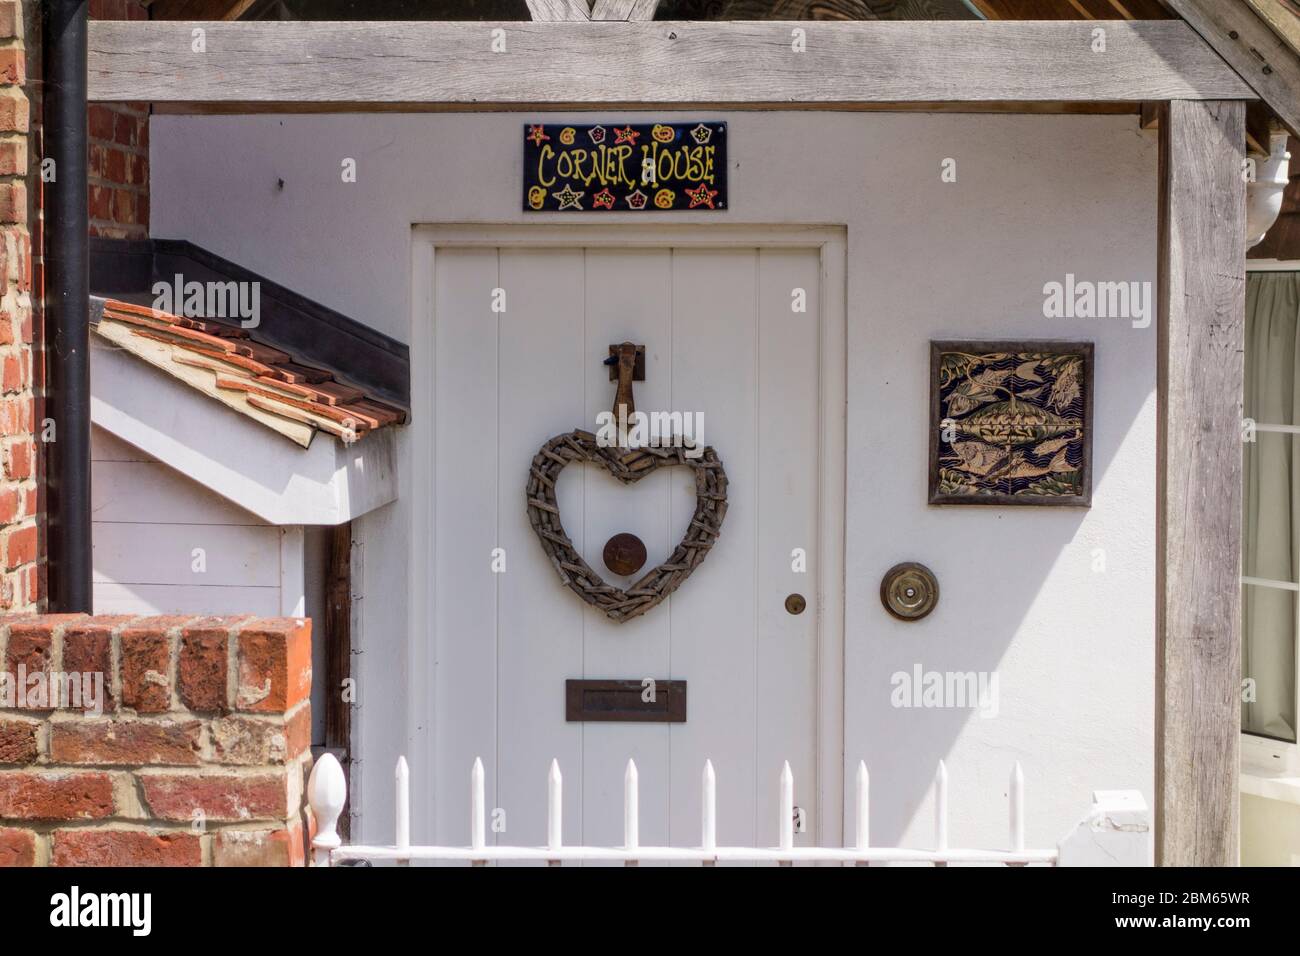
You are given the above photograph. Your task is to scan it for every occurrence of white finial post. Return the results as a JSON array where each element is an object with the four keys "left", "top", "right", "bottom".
[
  {"left": 307, "top": 752, "right": 346, "bottom": 867},
  {"left": 471, "top": 757, "right": 486, "bottom": 853},
  {"left": 934, "top": 760, "right": 949, "bottom": 864},
  {"left": 855, "top": 761, "right": 870, "bottom": 861},
  {"left": 1010, "top": 761, "right": 1025, "bottom": 854},
  {"left": 702, "top": 760, "right": 716, "bottom": 865},
  {"left": 547, "top": 758, "right": 563, "bottom": 865},
  {"left": 395, "top": 756, "right": 410, "bottom": 866},
  {"left": 779, "top": 761, "right": 794, "bottom": 854},
  {"left": 624, "top": 759, "right": 639, "bottom": 865}
]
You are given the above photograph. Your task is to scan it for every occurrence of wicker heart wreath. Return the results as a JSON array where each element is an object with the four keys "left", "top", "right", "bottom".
[{"left": 526, "top": 430, "right": 728, "bottom": 623}]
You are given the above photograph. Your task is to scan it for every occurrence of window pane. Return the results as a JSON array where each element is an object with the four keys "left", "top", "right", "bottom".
[
  {"left": 1243, "top": 583, "right": 1298, "bottom": 743},
  {"left": 1243, "top": 431, "right": 1296, "bottom": 583},
  {"left": 1244, "top": 272, "right": 1300, "bottom": 427}
]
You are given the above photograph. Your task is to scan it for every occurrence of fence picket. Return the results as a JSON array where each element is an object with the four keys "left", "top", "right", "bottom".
[
  {"left": 934, "top": 761, "right": 948, "bottom": 867},
  {"left": 855, "top": 761, "right": 869, "bottom": 861},
  {"left": 471, "top": 757, "right": 486, "bottom": 852},
  {"left": 395, "top": 756, "right": 410, "bottom": 866},
  {"left": 547, "top": 758, "right": 563, "bottom": 865},
  {"left": 624, "top": 759, "right": 639, "bottom": 866},
  {"left": 702, "top": 759, "right": 716, "bottom": 866},
  {"left": 308, "top": 753, "right": 1150, "bottom": 868},
  {"left": 778, "top": 761, "right": 794, "bottom": 865}
]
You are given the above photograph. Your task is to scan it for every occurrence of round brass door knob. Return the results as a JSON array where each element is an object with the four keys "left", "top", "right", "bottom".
[
  {"left": 603, "top": 532, "right": 648, "bottom": 576},
  {"left": 880, "top": 562, "right": 939, "bottom": 621}
]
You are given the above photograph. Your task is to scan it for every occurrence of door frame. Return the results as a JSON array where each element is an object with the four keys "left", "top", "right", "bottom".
[{"left": 409, "top": 223, "right": 848, "bottom": 845}]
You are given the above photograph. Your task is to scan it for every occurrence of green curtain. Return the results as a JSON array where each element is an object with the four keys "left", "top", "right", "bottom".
[{"left": 1243, "top": 270, "right": 1300, "bottom": 743}]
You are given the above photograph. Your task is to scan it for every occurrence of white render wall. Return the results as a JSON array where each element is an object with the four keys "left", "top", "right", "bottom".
[{"left": 151, "top": 112, "right": 1157, "bottom": 850}]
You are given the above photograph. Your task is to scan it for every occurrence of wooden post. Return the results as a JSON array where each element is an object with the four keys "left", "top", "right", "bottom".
[{"left": 1156, "top": 99, "right": 1246, "bottom": 866}]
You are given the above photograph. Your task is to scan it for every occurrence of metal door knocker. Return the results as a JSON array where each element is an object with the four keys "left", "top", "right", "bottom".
[{"left": 525, "top": 343, "right": 729, "bottom": 623}]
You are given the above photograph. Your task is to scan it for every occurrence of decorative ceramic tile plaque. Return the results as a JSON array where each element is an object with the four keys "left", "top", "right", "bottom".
[
  {"left": 523, "top": 122, "right": 727, "bottom": 211},
  {"left": 929, "top": 341, "right": 1093, "bottom": 507}
]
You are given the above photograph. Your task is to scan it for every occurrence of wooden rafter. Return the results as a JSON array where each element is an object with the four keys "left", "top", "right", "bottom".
[
  {"left": 146, "top": 0, "right": 260, "bottom": 19},
  {"left": 525, "top": 0, "right": 591, "bottom": 19},
  {"left": 87, "top": 20, "right": 1253, "bottom": 111},
  {"left": 1244, "top": 0, "right": 1300, "bottom": 59},
  {"left": 1164, "top": 0, "right": 1300, "bottom": 136},
  {"left": 970, "top": 0, "right": 1171, "bottom": 18},
  {"left": 591, "top": 0, "right": 661, "bottom": 18}
]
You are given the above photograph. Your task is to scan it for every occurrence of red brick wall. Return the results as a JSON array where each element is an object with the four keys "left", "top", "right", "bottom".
[
  {"left": 0, "top": 0, "right": 151, "bottom": 615},
  {"left": 87, "top": 0, "right": 149, "bottom": 239},
  {"left": 0, "top": 614, "right": 312, "bottom": 867}
]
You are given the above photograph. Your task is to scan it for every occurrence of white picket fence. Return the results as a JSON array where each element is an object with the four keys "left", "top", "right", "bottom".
[{"left": 306, "top": 753, "right": 1150, "bottom": 866}]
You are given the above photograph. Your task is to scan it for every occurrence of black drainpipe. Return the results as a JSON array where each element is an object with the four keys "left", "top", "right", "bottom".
[{"left": 44, "top": 1, "right": 91, "bottom": 612}]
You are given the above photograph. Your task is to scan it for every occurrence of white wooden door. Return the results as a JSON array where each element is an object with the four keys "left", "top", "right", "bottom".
[{"left": 428, "top": 232, "right": 838, "bottom": 857}]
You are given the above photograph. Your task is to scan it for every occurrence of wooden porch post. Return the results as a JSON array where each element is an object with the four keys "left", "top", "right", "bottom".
[{"left": 1156, "top": 98, "right": 1246, "bottom": 866}]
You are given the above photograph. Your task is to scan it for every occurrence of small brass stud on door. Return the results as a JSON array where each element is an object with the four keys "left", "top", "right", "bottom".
[{"left": 785, "top": 593, "right": 806, "bottom": 615}]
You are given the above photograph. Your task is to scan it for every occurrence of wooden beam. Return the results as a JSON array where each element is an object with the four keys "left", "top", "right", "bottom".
[
  {"left": 87, "top": 20, "right": 1254, "bottom": 109},
  {"left": 525, "top": 0, "right": 591, "bottom": 19},
  {"left": 149, "top": 100, "right": 1142, "bottom": 117},
  {"left": 1243, "top": 0, "right": 1300, "bottom": 60},
  {"left": 1164, "top": 0, "right": 1300, "bottom": 136},
  {"left": 1142, "top": 98, "right": 1275, "bottom": 156},
  {"left": 1156, "top": 98, "right": 1245, "bottom": 867}
]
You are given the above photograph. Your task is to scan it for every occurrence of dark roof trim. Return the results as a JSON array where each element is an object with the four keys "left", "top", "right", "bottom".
[{"left": 90, "top": 237, "right": 410, "bottom": 412}]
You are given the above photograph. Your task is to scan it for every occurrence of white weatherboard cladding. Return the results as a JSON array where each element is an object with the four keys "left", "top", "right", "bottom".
[
  {"left": 90, "top": 427, "right": 300, "bottom": 617},
  {"left": 151, "top": 112, "right": 1157, "bottom": 851}
]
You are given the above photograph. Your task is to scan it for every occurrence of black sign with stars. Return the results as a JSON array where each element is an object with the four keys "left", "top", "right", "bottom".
[{"left": 523, "top": 122, "right": 727, "bottom": 212}]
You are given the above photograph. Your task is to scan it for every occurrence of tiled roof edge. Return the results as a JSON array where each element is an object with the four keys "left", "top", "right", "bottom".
[{"left": 90, "top": 237, "right": 411, "bottom": 415}]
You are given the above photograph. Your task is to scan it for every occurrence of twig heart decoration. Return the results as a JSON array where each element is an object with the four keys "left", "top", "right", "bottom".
[{"left": 525, "top": 431, "right": 728, "bottom": 623}]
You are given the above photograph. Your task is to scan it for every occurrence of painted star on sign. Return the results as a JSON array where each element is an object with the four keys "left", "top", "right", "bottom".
[
  {"left": 588, "top": 125, "right": 607, "bottom": 144},
  {"left": 689, "top": 123, "right": 713, "bottom": 145},
  {"left": 527, "top": 125, "right": 550, "bottom": 146},
  {"left": 553, "top": 184, "right": 585, "bottom": 210},
  {"left": 592, "top": 188, "right": 616, "bottom": 210},
  {"left": 614, "top": 126, "right": 641, "bottom": 146},
  {"left": 624, "top": 189, "right": 649, "bottom": 210},
  {"left": 686, "top": 182, "right": 719, "bottom": 209}
]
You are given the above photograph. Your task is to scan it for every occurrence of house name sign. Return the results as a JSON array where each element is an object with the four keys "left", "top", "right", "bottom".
[{"left": 523, "top": 122, "right": 727, "bottom": 212}]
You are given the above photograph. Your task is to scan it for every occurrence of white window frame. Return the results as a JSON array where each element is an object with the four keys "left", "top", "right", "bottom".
[{"left": 1242, "top": 259, "right": 1300, "bottom": 785}]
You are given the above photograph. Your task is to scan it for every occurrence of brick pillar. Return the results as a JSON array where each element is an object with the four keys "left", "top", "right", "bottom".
[
  {"left": 0, "top": 614, "right": 312, "bottom": 867},
  {"left": 0, "top": 0, "right": 151, "bottom": 614}
]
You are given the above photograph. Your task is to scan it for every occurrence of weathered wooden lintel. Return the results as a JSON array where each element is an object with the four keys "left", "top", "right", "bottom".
[{"left": 88, "top": 20, "right": 1255, "bottom": 111}]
